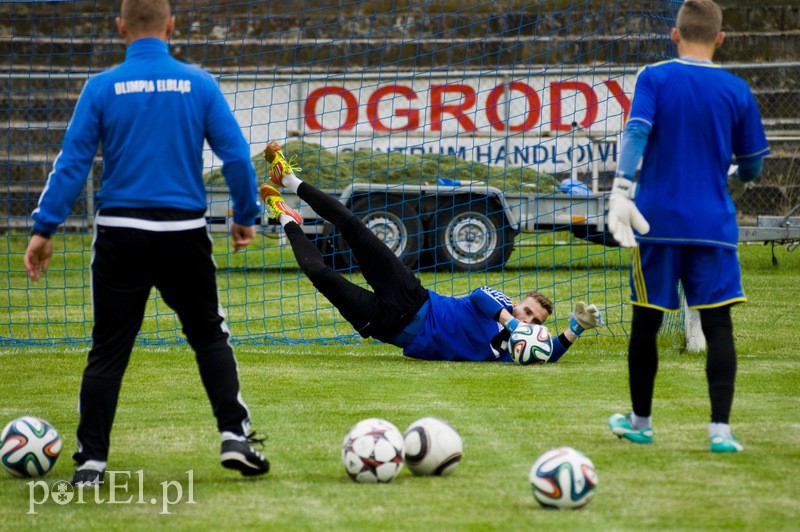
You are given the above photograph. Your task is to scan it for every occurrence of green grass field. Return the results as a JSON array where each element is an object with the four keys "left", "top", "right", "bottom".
[{"left": 1, "top": 242, "right": 798, "bottom": 530}]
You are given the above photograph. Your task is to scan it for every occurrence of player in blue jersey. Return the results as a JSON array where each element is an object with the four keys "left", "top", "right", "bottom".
[
  {"left": 23, "top": 0, "right": 269, "bottom": 484},
  {"left": 606, "top": 0, "right": 769, "bottom": 453},
  {"left": 258, "top": 142, "right": 603, "bottom": 363}
]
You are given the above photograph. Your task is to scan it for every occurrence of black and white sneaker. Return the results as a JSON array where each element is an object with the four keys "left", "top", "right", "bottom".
[
  {"left": 71, "top": 468, "right": 105, "bottom": 486},
  {"left": 220, "top": 432, "right": 270, "bottom": 476}
]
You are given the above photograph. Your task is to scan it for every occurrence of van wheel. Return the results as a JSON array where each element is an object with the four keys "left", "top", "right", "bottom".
[{"left": 433, "top": 199, "right": 515, "bottom": 271}]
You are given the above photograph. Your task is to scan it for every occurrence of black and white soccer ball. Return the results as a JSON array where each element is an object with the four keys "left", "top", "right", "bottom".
[
  {"left": 342, "top": 418, "right": 404, "bottom": 483},
  {"left": 529, "top": 446, "right": 598, "bottom": 509},
  {"left": 403, "top": 417, "right": 463, "bottom": 476},
  {"left": 509, "top": 324, "right": 554, "bottom": 365},
  {"left": 0, "top": 416, "right": 62, "bottom": 478}
]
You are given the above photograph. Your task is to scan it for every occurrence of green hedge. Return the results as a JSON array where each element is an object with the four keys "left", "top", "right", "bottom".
[{"left": 205, "top": 140, "right": 558, "bottom": 194}]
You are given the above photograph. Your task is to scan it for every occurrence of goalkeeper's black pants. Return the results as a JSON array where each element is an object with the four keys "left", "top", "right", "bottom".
[
  {"left": 283, "top": 182, "right": 429, "bottom": 343},
  {"left": 628, "top": 305, "right": 737, "bottom": 424},
  {"left": 74, "top": 209, "right": 252, "bottom": 465}
]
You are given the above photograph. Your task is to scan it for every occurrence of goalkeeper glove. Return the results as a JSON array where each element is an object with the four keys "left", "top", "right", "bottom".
[
  {"left": 568, "top": 301, "right": 603, "bottom": 336},
  {"left": 727, "top": 165, "right": 752, "bottom": 201},
  {"left": 607, "top": 177, "right": 650, "bottom": 248}
]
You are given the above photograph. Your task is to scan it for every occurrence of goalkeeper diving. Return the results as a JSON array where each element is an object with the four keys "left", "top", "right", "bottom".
[{"left": 258, "top": 142, "right": 603, "bottom": 363}]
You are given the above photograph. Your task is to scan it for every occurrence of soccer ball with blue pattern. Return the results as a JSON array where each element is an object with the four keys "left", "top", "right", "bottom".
[
  {"left": 0, "top": 416, "right": 62, "bottom": 478},
  {"left": 529, "top": 446, "right": 598, "bottom": 509},
  {"left": 509, "top": 324, "right": 553, "bottom": 365}
]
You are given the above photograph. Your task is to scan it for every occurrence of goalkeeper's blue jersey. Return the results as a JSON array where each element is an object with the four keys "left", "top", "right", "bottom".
[
  {"left": 402, "top": 288, "right": 568, "bottom": 363},
  {"left": 32, "top": 38, "right": 260, "bottom": 233},
  {"left": 403, "top": 289, "right": 513, "bottom": 362},
  {"left": 629, "top": 58, "right": 769, "bottom": 249}
]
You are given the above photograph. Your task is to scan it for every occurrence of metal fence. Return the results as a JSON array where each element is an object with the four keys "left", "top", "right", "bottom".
[{"left": 724, "top": 63, "right": 800, "bottom": 222}]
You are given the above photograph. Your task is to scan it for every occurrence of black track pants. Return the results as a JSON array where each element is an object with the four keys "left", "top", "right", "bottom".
[
  {"left": 283, "top": 182, "right": 428, "bottom": 342},
  {"left": 73, "top": 221, "right": 251, "bottom": 464}
]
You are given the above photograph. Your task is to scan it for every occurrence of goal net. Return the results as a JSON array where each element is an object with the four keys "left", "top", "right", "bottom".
[{"left": 1, "top": 0, "right": 683, "bottom": 346}]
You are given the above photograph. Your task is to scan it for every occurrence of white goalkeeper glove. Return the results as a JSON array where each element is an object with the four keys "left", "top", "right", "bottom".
[
  {"left": 727, "top": 165, "right": 752, "bottom": 201},
  {"left": 607, "top": 177, "right": 650, "bottom": 248},
  {"left": 568, "top": 301, "right": 603, "bottom": 336}
]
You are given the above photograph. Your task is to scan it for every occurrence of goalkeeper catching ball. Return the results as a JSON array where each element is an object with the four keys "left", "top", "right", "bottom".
[{"left": 259, "top": 142, "right": 602, "bottom": 364}]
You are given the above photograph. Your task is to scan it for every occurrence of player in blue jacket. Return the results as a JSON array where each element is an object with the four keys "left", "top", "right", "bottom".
[
  {"left": 606, "top": 0, "right": 769, "bottom": 453},
  {"left": 23, "top": 0, "right": 269, "bottom": 484},
  {"left": 258, "top": 142, "right": 603, "bottom": 363}
]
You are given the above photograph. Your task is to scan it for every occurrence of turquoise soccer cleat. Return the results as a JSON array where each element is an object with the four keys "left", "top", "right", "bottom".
[
  {"left": 710, "top": 433, "right": 744, "bottom": 453},
  {"left": 608, "top": 413, "right": 654, "bottom": 444}
]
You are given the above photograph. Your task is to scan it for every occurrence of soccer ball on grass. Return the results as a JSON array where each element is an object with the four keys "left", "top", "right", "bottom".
[
  {"left": 403, "top": 417, "right": 463, "bottom": 476},
  {"left": 1, "top": 416, "right": 62, "bottom": 478},
  {"left": 510, "top": 324, "right": 554, "bottom": 365},
  {"left": 342, "top": 418, "right": 404, "bottom": 483},
  {"left": 529, "top": 446, "right": 598, "bottom": 509}
]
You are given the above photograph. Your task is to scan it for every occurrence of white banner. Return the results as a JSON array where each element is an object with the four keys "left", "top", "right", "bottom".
[{"left": 209, "top": 73, "right": 633, "bottom": 173}]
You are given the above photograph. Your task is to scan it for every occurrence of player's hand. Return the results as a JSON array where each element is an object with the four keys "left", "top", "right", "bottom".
[
  {"left": 569, "top": 301, "right": 603, "bottom": 335},
  {"left": 230, "top": 223, "right": 255, "bottom": 253},
  {"left": 607, "top": 177, "right": 650, "bottom": 248},
  {"left": 727, "top": 174, "right": 751, "bottom": 201},
  {"left": 24, "top": 235, "right": 53, "bottom": 282}
]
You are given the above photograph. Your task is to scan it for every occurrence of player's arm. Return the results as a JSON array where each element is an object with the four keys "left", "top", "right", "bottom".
[
  {"left": 608, "top": 67, "right": 658, "bottom": 248},
  {"left": 31, "top": 81, "right": 101, "bottom": 236},
  {"left": 203, "top": 75, "right": 260, "bottom": 228},
  {"left": 28, "top": 81, "right": 101, "bottom": 281},
  {"left": 729, "top": 86, "right": 771, "bottom": 200},
  {"left": 616, "top": 119, "right": 651, "bottom": 180},
  {"left": 608, "top": 119, "right": 652, "bottom": 247},
  {"left": 470, "top": 287, "right": 517, "bottom": 329},
  {"left": 727, "top": 159, "right": 762, "bottom": 200}
]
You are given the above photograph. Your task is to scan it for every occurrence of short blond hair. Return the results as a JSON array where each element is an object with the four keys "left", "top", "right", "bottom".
[
  {"left": 677, "top": 0, "right": 723, "bottom": 44},
  {"left": 120, "top": 0, "right": 171, "bottom": 34},
  {"left": 522, "top": 291, "right": 554, "bottom": 316}
]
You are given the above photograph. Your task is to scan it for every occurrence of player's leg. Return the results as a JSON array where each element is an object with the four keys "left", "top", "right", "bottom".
[
  {"left": 628, "top": 305, "right": 664, "bottom": 419},
  {"left": 264, "top": 142, "right": 421, "bottom": 294},
  {"left": 155, "top": 227, "right": 269, "bottom": 475},
  {"left": 72, "top": 225, "right": 152, "bottom": 485},
  {"left": 610, "top": 243, "right": 678, "bottom": 444},
  {"left": 260, "top": 182, "right": 388, "bottom": 335},
  {"left": 628, "top": 243, "right": 681, "bottom": 420},
  {"left": 700, "top": 306, "right": 737, "bottom": 421},
  {"left": 262, "top": 147, "right": 427, "bottom": 339},
  {"left": 294, "top": 182, "right": 428, "bottom": 338},
  {"left": 683, "top": 246, "right": 745, "bottom": 452},
  {"left": 608, "top": 305, "right": 662, "bottom": 444},
  {"left": 262, "top": 160, "right": 372, "bottom": 260},
  {"left": 281, "top": 220, "right": 385, "bottom": 337}
]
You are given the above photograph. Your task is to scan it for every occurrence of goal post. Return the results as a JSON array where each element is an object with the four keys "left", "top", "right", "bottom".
[{"left": 0, "top": 0, "right": 683, "bottom": 346}]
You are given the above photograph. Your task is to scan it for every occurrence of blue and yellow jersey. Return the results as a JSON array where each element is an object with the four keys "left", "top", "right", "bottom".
[{"left": 629, "top": 58, "right": 769, "bottom": 249}]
